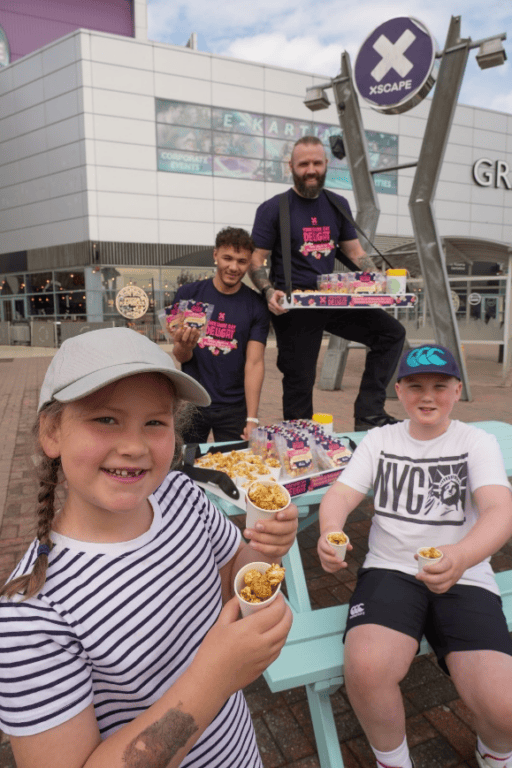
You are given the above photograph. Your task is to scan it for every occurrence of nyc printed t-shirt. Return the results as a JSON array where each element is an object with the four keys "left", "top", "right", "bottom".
[
  {"left": 340, "top": 420, "right": 511, "bottom": 595},
  {"left": 0, "top": 473, "right": 263, "bottom": 768},
  {"left": 251, "top": 188, "right": 357, "bottom": 291},
  {"left": 174, "top": 279, "right": 269, "bottom": 408}
]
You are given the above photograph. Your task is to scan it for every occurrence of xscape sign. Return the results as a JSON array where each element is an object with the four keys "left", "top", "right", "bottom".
[{"left": 355, "top": 17, "right": 438, "bottom": 114}]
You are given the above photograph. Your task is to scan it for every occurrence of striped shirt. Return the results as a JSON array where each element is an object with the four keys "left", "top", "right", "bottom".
[{"left": 0, "top": 472, "right": 262, "bottom": 768}]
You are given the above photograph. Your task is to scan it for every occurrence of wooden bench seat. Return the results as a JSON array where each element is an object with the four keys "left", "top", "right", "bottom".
[{"left": 264, "top": 569, "right": 512, "bottom": 767}]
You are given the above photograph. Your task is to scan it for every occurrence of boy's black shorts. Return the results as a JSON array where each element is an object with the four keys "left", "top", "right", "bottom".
[{"left": 344, "top": 568, "right": 512, "bottom": 674}]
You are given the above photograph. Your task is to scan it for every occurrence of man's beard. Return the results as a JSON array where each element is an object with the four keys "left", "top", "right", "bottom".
[{"left": 292, "top": 169, "right": 327, "bottom": 198}]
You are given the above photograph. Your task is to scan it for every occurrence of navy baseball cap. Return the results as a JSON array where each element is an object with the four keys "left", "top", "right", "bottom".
[{"left": 397, "top": 345, "right": 461, "bottom": 381}]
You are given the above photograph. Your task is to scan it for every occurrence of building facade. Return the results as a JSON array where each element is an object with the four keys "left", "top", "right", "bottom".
[{"left": 0, "top": 1, "right": 511, "bottom": 341}]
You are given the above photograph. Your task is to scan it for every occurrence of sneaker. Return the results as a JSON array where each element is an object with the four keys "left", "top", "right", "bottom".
[
  {"left": 476, "top": 749, "right": 511, "bottom": 767},
  {"left": 354, "top": 412, "right": 403, "bottom": 432}
]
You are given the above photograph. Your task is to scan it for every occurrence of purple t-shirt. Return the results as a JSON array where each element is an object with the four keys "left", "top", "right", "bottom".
[
  {"left": 174, "top": 279, "right": 269, "bottom": 408},
  {"left": 252, "top": 188, "right": 358, "bottom": 290}
]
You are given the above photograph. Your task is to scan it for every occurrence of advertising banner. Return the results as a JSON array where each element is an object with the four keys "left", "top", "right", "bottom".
[{"left": 155, "top": 98, "right": 399, "bottom": 194}]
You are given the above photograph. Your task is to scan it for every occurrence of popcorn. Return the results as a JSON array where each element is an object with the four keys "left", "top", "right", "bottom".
[
  {"left": 240, "top": 563, "right": 286, "bottom": 604},
  {"left": 416, "top": 546, "right": 443, "bottom": 572},
  {"left": 418, "top": 547, "right": 442, "bottom": 559},
  {"left": 265, "top": 564, "right": 286, "bottom": 586},
  {"left": 195, "top": 449, "right": 276, "bottom": 483},
  {"left": 247, "top": 482, "right": 289, "bottom": 511},
  {"left": 327, "top": 532, "right": 347, "bottom": 546}
]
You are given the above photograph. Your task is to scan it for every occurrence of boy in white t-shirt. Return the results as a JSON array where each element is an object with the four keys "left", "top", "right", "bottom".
[{"left": 318, "top": 344, "right": 512, "bottom": 768}]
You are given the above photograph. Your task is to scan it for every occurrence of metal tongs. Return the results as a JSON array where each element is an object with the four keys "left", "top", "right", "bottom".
[{"left": 178, "top": 443, "right": 242, "bottom": 500}]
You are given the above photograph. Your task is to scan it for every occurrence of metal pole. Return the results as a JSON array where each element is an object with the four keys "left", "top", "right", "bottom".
[
  {"left": 330, "top": 53, "right": 380, "bottom": 242},
  {"left": 502, "top": 255, "right": 512, "bottom": 382},
  {"left": 409, "top": 15, "right": 472, "bottom": 400},
  {"left": 318, "top": 52, "right": 381, "bottom": 391}
]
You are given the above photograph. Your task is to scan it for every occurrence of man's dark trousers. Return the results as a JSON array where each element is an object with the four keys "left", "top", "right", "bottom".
[
  {"left": 182, "top": 402, "right": 247, "bottom": 443},
  {"left": 272, "top": 307, "right": 405, "bottom": 421}
]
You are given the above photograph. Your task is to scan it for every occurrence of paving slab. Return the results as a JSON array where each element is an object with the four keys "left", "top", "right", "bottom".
[{"left": 0, "top": 341, "right": 510, "bottom": 767}]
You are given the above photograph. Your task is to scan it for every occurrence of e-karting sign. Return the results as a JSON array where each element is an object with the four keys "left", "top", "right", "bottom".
[{"left": 354, "top": 17, "right": 438, "bottom": 114}]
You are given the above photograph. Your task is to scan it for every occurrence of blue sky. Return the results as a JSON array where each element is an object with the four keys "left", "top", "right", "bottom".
[{"left": 147, "top": 0, "right": 511, "bottom": 115}]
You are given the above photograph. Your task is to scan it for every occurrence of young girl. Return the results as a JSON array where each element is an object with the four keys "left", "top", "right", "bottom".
[{"left": 0, "top": 327, "right": 296, "bottom": 768}]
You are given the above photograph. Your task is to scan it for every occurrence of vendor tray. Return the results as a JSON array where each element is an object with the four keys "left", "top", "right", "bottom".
[
  {"left": 281, "top": 292, "right": 417, "bottom": 309},
  {"left": 192, "top": 446, "right": 350, "bottom": 512}
]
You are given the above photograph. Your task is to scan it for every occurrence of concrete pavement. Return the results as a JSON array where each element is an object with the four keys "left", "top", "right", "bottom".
[{"left": 1, "top": 340, "right": 511, "bottom": 768}]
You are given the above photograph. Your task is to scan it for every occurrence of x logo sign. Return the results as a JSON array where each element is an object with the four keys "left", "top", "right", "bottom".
[{"left": 371, "top": 30, "right": 416, "bottom": 81}]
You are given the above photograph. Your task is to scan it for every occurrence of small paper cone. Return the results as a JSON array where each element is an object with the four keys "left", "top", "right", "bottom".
[
  {"left": 234, "top": 561, "right": 283, "bottom": 618},
  {"left": 245, "top": 480, "right": 290, "bottom": 530},
  {"left": 326, "top": 531, "right": 349, "bottom": 560}
]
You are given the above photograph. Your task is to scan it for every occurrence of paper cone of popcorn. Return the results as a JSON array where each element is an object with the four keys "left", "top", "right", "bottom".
[
  {"left": 326, "top": 531, "right": 349, "bottom": 560},
  {"left": 234, "top": 562, "right": 284, "bottom": 618},
  {"left": 417, "top": 546, "right": 443, "bottom": 572},
  {"left": 245, "top": 479, "right": 290, "bottom": 530}
]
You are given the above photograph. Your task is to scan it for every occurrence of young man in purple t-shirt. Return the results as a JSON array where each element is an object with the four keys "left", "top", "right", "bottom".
[{"left": 173, "top": 227, "right": 269, "bottom": 443}]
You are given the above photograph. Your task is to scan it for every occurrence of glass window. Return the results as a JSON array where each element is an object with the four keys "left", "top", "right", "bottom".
[
  {"left": 213, "top": 133, "right": 264, "bottom": 159},
  {"left": 213, "top": 108, "right": 264, "bottom": 136},
  {"left": 0, "top": 274, "right": 25, "bottom": 295},
  {"left": 264, "top": 160, "right": 293, "bottom": 185},
  {"left": 326, "top": 167, "right": 352, "bottom": 191},
  {"left": 156, "top": 99, "right": 211, "bottom": 129},
  {"left": 156, "top": 124, "right": 212, "bottom": 153},
  {"left": 155, "top": 99, "right": 399, "bottom": 196},
  {"left": 29, "top": 293, "right": 55, "bottom": 316},
  {"left": 58, "top": 291, "right": 87, "bottom": 315},
  {"left": 157, "top": 149, "right": 212, "bottom": 175},
  {"left": 213, "top": 156, "right": 265, "bottom": 181},
  {"left": 26, "top": 272, "right": 53, "bottom": 294},
  {"left": 264, "top": 116, "right": 312, "bottom": 141},
  {"left": 55, "top": 271, "right": 85, "bottom": 291}
]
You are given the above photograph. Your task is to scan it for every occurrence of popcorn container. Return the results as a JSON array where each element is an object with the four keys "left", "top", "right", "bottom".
[
  {"left": 245, "top": 479, "right": 291, "bottom": 530},
  {"left": 386, "top": 269, "right": 408, "bottom": 295},
  {"left": 234, "top": 562, "right": 283, "bottom": 618},
  {"left": 317, "top": 275, "right": 331, "bottom": 292},
  {"left": 326, "top": 531, "right": 349, "bottom": 560},
  {"left": 312, "top": 413, "right": 334, "bottom": 434},
  {"left": 416, "top": 547, "right": 443, "bottom": 572}
]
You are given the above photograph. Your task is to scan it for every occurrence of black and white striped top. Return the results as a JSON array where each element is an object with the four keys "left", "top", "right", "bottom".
[{"left": 0, "top": 472, "right": 262, "bottom": 768}]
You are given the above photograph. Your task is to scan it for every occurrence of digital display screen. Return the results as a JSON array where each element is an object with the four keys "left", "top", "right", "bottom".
[{"left": 155, "top": 98, "right": 398, "bottom": 194}]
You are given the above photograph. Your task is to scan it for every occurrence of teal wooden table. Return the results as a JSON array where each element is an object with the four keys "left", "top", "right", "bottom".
[{"left": 200, "top": 420, "right": 512, "bottom": 768}]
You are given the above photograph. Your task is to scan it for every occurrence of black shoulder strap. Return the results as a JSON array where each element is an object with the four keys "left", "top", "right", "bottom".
[
  {"left": 323, "top": 189, "right": 394, "bottom": 270},
  {"left": 279, "top": 191, "right": 293, "bottom": 302}
]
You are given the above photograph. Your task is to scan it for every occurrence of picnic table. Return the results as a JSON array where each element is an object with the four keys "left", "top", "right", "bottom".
[{"left": 200, "top": 420, "right": 512, "bottom": 768}]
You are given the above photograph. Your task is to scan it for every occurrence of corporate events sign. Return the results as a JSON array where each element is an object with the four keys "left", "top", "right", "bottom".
[
  {"left": 354, "top": 17, "right": 438, "bottom": 114},
  {"left": 155, "top": 99, "right": 399, "bottom": 194}
]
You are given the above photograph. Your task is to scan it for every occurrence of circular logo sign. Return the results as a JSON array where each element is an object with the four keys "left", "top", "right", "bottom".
[
  {"left": 115, "top": 286, "right": 149, "bottom": 319},
  {"left": 354, "top": 17, "right": 438, "bottom": 114},
  {"left": 468, "top": 293, "right": 481, "bottom": 306}
]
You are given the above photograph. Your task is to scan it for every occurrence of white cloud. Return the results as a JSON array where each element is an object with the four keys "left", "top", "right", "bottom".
[{"left": 147, "top": 0, "right": 512, "bottom": 113}]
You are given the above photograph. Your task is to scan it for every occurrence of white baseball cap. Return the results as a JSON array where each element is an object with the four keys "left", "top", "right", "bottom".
[{"left": 38, "top": 327, "right": 211, "bottom": 412}]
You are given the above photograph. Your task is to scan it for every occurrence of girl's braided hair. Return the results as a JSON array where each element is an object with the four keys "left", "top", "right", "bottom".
[{"left": 0, "top": 379, "right": 194, "bottom": 602}]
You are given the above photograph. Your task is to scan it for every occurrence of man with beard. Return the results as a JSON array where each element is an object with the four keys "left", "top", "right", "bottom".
[{"left": 249, "top": 135, "right": 405, "bottom": 431}]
